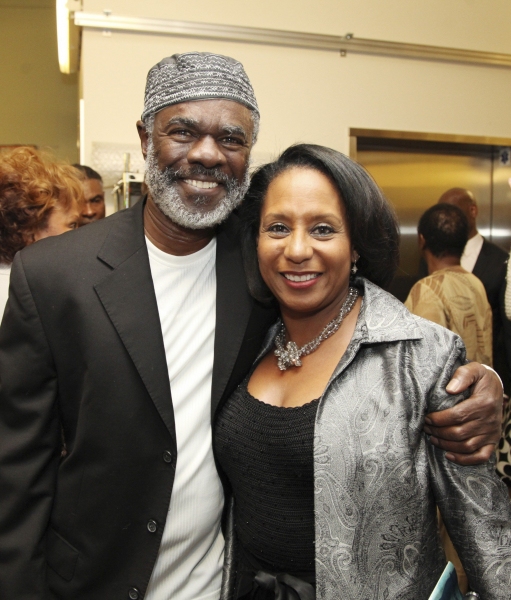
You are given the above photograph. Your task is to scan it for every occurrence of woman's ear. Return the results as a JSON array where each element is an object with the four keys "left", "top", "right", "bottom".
[{"left": 351, "top": 250, "right": 360, "bottom": 263}]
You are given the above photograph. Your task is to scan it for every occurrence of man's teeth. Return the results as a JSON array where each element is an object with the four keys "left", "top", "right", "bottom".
[
  {"left": 284, "top": 274, "right": 319, "bottom": 282},
  {"left": 184, "top": 179, "right": 219, "bottom": 190}
]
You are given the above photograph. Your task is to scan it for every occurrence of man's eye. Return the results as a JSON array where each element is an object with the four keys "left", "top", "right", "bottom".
[
  {"left": 222, "top": 137, "right": 243, "bottom": 145},
  {"left": 170, "top": 129, "right": 192, "bottom": 138}
]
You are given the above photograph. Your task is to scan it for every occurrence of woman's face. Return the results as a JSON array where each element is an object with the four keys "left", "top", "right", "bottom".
[
  {"left": 33, "top": 203, "right": 80, "bottom": 242},
  {"left": 257, "top": 167, "right": 357, "bottom": 318}
]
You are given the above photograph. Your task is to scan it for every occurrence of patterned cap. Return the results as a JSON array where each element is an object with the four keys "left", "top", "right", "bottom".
[{"left": 141, "top": 52, "right": 259, "bottom": 120}]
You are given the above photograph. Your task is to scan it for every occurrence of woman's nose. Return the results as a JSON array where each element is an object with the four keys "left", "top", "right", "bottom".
[{"left": 283, "top": 230, "right": 313, "bottom": 263}]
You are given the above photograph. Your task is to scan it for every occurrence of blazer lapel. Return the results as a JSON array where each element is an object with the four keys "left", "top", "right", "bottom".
[
  {"left": 94, "top": 202, "right": 175, "bottom": 440},
  {"left": 211, "top": 217, "right": 253, "bottom": 416}
]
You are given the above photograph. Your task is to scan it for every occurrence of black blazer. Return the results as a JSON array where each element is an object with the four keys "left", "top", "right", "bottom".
[
  {"left": 473, "top": 239, "right": 511, "bottom": 391},
  {"left": 472, "top": 238, "right": 508, "bottom": 314},
  {"left": 0, "top": 201, "right": 276, "bottom": 600}
]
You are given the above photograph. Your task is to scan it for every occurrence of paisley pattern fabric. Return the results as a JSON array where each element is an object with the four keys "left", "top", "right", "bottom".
[
  {"left": 255, "top": 278, "right": 511, "bottom": 600},
  {"left": 496, "top": 400, "right": 511, "bottom": 487}
]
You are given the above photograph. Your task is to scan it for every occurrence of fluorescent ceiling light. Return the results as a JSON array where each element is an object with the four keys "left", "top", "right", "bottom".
[{"left": 56, "top": 0, "right": 81, "bottom": 74}]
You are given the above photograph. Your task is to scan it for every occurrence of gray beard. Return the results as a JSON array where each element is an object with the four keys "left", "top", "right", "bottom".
[{"left": 144, "top": 140, "right": 249, "bottom": 229}]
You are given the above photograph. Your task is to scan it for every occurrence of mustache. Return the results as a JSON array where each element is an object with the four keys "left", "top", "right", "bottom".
[{"left": 161, "top": 165, "right": 232, "bottom": 185}]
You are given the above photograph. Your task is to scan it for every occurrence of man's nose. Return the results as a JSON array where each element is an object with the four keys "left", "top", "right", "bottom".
[
  {"left": 81, "top": 202, "right": 94, "bottom": 218},
  {"left": 283, "top": 230, "right": 313, "bottom": 263},
  {"left": 186, "top": 136, "right": 226, "bottom": 168}
]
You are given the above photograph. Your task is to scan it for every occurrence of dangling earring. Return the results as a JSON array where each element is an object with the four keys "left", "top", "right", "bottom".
[{"left": 351, "top": 251, "right": 359, "bottom": 275}]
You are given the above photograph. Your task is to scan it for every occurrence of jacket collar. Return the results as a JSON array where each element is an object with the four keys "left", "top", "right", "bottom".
[
  {"left": 97, "top": 199, "right": 146, "bottom": 269},
  {"left": 94, "top": 201, "right": 253, "bottom": 439},
  {"left": 350, "top": 277, "right": 423, "bottom": 346}
]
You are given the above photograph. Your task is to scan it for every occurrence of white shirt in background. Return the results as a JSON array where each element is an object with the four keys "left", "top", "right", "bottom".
[
  {"left": 0, "top": 264, "right": 11, "bottom": 319},
  {"left": 145, "top": 236, "right": 224, "bottom": 600},
  {"left": 461, "top": 232, "right": 484, "bottom": 273}
]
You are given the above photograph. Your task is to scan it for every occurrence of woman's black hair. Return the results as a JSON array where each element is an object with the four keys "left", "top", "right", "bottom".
[{"left": 240, "top": 143, "right": 400, "bottom": 303}]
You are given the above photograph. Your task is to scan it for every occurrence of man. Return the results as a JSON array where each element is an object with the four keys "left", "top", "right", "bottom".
[
  {"left": 406, "top": 203, "right": 493, "bottom": 366},
  {"left": 72, "top": 164, "right": 106, "bottom": 224},
  {"left": 406, "top": 203, "right": 494, "bottom": 593},
  {"left": 439, "top": 187, "right": 510, "bottom": 388},
  {"left": 0, "top": 52, "right": 503, "bottom": 600}
]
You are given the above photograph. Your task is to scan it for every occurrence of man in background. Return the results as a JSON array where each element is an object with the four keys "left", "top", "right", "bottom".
[
  {"left": 72, "top": 164, "right": 106, "bottom": 224},
  {"left": 439, "top": 187, "right": 510, "bottom": 388},
  {"left": 406, "top": 203, "right": 493, "bottom": 365},
  {"left": 406, "top": 202, "right": 494, "bottom": 594}
]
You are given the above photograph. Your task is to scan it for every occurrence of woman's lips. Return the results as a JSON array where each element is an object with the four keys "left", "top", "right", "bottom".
[{"left": 281, "top": 272, "right": 321, "bottom": 289}]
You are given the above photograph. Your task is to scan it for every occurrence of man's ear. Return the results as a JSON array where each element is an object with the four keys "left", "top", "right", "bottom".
[
  {"left": 136, "top": 120, "right": 149, "bottom": 160},
  {"left": 418, "top": 233, "right": 426, "bottom": 251}
]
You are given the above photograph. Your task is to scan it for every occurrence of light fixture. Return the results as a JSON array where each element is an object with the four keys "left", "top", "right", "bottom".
[{"left": 56, "top": 0, "right": 82, "bottom": 74}]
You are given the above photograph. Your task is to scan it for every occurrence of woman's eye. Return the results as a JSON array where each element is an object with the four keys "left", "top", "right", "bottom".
[
  {"left": 313, "top": 224, "right": 334, "bottom": 236},
  {"left": 267, "top": 223, "right": 289, "bottom": 234}
]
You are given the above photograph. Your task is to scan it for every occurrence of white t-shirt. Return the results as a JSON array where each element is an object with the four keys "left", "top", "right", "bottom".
[
  {"left": 0, "top": 264, "right": 11, "bottom": 319},
  {"left": 145, "top": 236, "right": 224, "bottom": 600}
]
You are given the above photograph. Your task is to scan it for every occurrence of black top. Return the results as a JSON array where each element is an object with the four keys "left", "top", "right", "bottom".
[{"left": 214, "top": 381, "right": 318, "bottom": 575}]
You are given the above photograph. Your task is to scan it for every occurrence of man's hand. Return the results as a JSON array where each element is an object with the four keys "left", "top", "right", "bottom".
[{"left": 424, "top": 362, "right": 503, "bottom": 465}]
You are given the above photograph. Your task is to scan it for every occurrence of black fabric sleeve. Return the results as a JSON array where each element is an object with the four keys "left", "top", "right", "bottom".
[{"left": 0, "top": 252, "right": 60, "bottom": 599}]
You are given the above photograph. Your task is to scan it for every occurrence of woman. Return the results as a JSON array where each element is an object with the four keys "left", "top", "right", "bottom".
[
  {"left": 0, "top": 147, "right": 83, "bottom": 314},
  {"left": 214, "top": 144, "right": 511, "bottom": 600}
]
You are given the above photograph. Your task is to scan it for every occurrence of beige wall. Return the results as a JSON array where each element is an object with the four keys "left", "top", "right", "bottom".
[
  {"left": 80, "top": 0, "right": 511, "bottom": 185},
  {"left": 0, "top": 0, "right": 78, "bottom": 162},
  {"left": 84, "top": 0, "right": 511, "bottom": 53}
]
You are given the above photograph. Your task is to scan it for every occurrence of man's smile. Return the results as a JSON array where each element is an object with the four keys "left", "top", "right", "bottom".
[{"left": 183, "top": 179, "right": 220, "bottom": 190}]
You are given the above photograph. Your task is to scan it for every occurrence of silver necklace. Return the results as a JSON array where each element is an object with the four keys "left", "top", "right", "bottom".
[{"left": 274, "top": 287, "right": 359, "bottom": 371}]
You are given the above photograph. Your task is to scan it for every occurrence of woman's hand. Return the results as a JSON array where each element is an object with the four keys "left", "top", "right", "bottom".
[{"left": 424, "top": 362, "right": 503, "bottom": 465}]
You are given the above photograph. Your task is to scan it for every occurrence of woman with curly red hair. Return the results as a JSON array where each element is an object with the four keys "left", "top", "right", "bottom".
[{"left": 0, "top": 147, "right": 84, "bottom": 314}]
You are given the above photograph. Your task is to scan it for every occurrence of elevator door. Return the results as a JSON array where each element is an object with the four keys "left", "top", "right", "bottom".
[{"left": 356, "top": 137, "right": 511, "bottom": 301}]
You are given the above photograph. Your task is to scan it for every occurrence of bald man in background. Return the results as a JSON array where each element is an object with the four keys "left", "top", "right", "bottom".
[{"left": 440, "top": 187, "right": 511, "bottom": 391}]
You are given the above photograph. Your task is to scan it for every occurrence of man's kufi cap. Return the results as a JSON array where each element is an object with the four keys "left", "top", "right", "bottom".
[{"left": 141, "top": 52, "right": 259, "bottom": 120}]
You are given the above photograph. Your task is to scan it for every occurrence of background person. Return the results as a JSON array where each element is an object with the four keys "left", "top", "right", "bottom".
[
  {"left": 439, "top": 187, "right": 510, "bottom": 390},
  {"left": 0, "top": 146, "right": 83, "bottom": 315},
  {"left": 405, "top": 203, "right": 492, "bottom": 366},
  {"left": 214, "top": 144, "right": 511, "bottom": 600},
  {"left": 405, "top": 202, "right": 494, "bottom": 593},
  {"left": 72, "top": 164, "right": 106, "bottom": 224}
]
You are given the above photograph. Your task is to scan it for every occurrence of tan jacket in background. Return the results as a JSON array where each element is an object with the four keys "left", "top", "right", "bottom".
[{"left": 405, "top": 266, "right": 493, "bottom": 366}]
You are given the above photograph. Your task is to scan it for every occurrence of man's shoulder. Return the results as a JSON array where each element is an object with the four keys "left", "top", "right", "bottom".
[
  {"left": 20, "top": 205, "right": 141, "bottom": 268},
  {"left": 480, "top": 238, "right": 508, "bottom": 262},
  {"left": 17, "top": 205, "right": 144, "bottom": 286},
  {"left": 453, "top": 269, "right": 491, "bottom": 304},
  {"left": 409, "top": 272, "right": 443, "bottom": 295},
  {"left": 435, "top": 267, "right": 486, "bottom": 294}
]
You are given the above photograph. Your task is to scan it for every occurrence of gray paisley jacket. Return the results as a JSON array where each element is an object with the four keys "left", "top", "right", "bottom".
[{"left": 222, "top": 278, "right": 511, "bottom": 600}]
